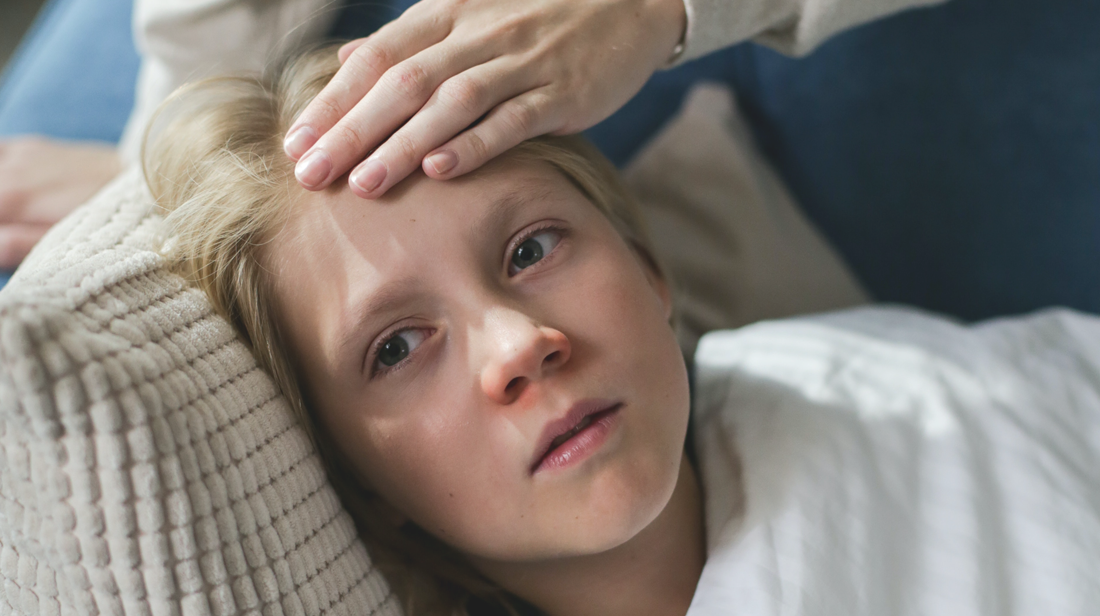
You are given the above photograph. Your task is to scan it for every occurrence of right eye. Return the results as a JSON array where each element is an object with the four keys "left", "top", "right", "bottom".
[{"left": 372, "top": 328, "right": 429, "bottom": 375}]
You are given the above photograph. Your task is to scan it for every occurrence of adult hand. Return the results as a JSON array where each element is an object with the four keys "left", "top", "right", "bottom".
[
  {"left": 0, "top": 137, "right": 121, "bottom": 269},
  {"left": 284, "top": 0, "right": 686, "bottom": 198}
]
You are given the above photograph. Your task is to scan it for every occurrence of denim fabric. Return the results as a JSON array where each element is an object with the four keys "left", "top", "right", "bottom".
[{"left": 0, "top": 0, "right": 140, "bottom": 142}]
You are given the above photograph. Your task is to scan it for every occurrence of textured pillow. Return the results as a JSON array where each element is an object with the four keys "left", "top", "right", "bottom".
[
  {"left": 0, "top": 169, "right": 399, "bottom": 615},
  {"left": 0, "top": 82, "right": 865, "bottom": 615}
]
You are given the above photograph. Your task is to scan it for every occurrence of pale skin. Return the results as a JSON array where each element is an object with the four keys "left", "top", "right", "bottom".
[{"left": 265, "top": 156, "right": 706, "bottom": 615}]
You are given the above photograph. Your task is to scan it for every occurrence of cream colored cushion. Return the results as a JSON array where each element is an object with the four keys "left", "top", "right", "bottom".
[
  {"left": 625, "top": 83, "right": 868, "bottom": 356},
  {"left": 0, "top": 169, "right": 399, "bottom": 615},
  {"left": 0, "top": 82, "right": 864, "bottom": 615}
]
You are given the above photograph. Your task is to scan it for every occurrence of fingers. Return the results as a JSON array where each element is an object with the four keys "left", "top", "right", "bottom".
[
  {"left": 284, "top": 12, "right": 451, "bottom": 162},
  {"left": 422, "top": 88, "right": 557, "bottom": 181},
  {"left": 294, "top": 38, "right": 499, "bottom": 192},
  {"left": 0, "top": 224, "right": 49, "bottom": 270},
  {"left": 345, "top": 59, "right": 537, "bottom": 198},
  {"left": 338, "top": 38, "right": 368, "bottom": 63}
]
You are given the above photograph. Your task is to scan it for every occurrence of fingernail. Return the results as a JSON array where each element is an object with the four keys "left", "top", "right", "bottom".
[
  {"left": 425, "top": 150, "right": 457, "bottom": 175},
  {"left": 284, "top": 125, "right": 318, "bottom": 159},
  {"left": 295, "top": 150, "right": 332, "bottom": 188},
  {"left": 350, "top": 158, "right": 387, "bottom": 194}
]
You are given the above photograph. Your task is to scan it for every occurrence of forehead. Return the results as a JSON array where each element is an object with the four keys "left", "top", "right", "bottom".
[
  {"left": 270, "top": 157, "right": 585, "bottom": 279},
  {"left": 263, "top": 156, "right": 605, "bottom": 361}
]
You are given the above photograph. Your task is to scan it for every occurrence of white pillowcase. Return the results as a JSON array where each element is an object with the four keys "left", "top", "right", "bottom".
[{"left": 0, "top": 82, "right": 864, "bottom": 615}]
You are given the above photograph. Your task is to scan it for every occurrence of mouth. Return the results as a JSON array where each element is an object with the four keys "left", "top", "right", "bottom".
[{"left": 531, "top": 400, "right": 623, "bottom": 474}]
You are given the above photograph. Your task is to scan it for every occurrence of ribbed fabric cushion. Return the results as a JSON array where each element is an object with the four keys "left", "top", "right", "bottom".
[{"left": 0, "top": 169, "right": 400, "bottom": 616}]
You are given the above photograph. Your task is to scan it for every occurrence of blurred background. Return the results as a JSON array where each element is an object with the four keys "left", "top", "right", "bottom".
[{"left": 2, "top": 0, "right": 48, "bottom": 71}]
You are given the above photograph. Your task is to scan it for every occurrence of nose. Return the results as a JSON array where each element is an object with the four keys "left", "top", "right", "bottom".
[{"left": 479, "top": 309, "right": 571, "bottom": 405}]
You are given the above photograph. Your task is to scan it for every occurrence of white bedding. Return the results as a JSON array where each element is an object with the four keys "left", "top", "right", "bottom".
[{"left": 690, "top": 306, "right": 1100, "bottom": 614}]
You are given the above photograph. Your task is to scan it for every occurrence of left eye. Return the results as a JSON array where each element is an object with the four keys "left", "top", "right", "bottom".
[
  {"left": 373, "top": 328, "right": 429, "bottom": 374},
  {"left": 509, "top": 230, "right": 561, "bottom": 275}
]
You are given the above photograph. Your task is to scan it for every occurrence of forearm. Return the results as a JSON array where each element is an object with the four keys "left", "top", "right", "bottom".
[{"left": 673, "top": 0, "right": 950, "bottom": 62}]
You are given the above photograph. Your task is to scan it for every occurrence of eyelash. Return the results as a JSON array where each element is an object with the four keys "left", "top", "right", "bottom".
[
  {"left": 367, "top": 324, "right": 433, "bottom": 378},
  {"left": 366, "top": 222, "right": 569, "bottom": 379},
  {"left": 505, "top": 223, "right": 567, "bottom": 277}
]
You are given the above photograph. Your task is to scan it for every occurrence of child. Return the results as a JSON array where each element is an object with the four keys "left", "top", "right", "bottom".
[{"left": 145, "top": 46, "right": 1100, "bottom": 616}]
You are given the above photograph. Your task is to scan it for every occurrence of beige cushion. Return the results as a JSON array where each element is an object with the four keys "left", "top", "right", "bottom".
[
  {"left": 0, "top": 82, "right": 865, "bottom": 615},
  {"left": 625, "top": 83, "right": 868, "bottom": 356},
  {"left": 0, "top": 169, "right": 399, "bottom": 615}
]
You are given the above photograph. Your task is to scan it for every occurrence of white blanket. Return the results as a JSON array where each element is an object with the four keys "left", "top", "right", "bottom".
[{"left": 690, "top": 306, "right": 1100, "bottom": 614}]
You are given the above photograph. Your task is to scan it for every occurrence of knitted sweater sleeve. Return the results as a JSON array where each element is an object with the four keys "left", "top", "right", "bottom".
[
  {"left": 672, "top": 0, "right": 949, "bottom": 64},
  {"left": 118, "top": 0, "right": 336, "bottom": 165}
]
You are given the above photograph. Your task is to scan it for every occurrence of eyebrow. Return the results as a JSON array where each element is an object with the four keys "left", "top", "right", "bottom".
[
  {"left": 335, "top": 182, "right": 559, "bottom": 357},
  {"left": 337, "top": 277, "right": 420, "bottom": 354},
  {"left": 473, "top": 183, "right": 557, "bottom": 236}
]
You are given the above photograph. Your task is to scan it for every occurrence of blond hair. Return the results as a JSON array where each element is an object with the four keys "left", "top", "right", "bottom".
[{"left": 144, "top": 44, "right": 663, "bottom": 616}]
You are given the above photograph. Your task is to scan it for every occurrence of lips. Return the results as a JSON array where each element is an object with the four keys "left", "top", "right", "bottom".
[{"left": 531, "top": 399, "right": 623, "bottom": 474}]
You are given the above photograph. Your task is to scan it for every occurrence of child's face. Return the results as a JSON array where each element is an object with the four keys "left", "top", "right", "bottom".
[{"left": 267, "top": 155, "right": 691, "bottom": 566}]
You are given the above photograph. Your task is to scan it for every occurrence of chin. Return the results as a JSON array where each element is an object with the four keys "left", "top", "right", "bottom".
[
  {"left": 458, "top": 446, "right": 686, "bottom": 564},
  {"left": 557, "top": 435, "right": 689, "bottom": 558},
  {"left": 604, "top": 454, "right": 684, "bottom": 547}
]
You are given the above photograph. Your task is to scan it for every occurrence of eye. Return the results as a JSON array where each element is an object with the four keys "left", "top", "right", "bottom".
[
  {"left": 372, "top": 328, "right": 429, "bottom": 374},
  {"left": 508, "top": 229, "right": 562, "bottom": 275}
]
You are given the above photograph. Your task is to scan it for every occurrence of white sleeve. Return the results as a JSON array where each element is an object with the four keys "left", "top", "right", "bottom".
[
  {"left": 118, "top": 0, "right": 337, "bottom": 165},
  {"left": 673, "top": 0, "right": 950, "bottom": 63}
]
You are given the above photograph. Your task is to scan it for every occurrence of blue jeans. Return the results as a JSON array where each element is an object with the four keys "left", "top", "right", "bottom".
[
  {"left": 0, "top": 0, "right": 140, "bottom": 142},
  {"left": 3, "top": 0, "right": 1097, "bottom": 319}
]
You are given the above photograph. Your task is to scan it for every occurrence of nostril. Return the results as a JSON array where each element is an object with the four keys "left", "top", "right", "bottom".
[
  {"left": 505, "top": 377, "right": 523, "bottom": 393},
  {"left": 544, "top": 351, "right": 560, "bottom": 366}
]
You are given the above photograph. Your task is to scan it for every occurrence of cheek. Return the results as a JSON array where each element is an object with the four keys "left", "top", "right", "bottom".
[
  {"left": 341, "top": 387, "right": 521, "bottom": 543},
  {"left": 571, "top": 243, "right": 679, "bottom": 366},
  {"left": 550, "top": 239, "right": 688, "bottom": 436},
  {"left": 562, "top": 244, "right": 691, "bottom": 500}
]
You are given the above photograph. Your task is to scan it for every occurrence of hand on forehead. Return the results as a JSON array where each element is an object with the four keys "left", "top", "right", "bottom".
[{"left": 284, "top": 0, "right": 686, "bottom": 199}]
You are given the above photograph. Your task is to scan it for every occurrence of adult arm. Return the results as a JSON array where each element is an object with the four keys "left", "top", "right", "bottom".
[{"left": 286, "top": 0, "right": 948, "bottom": 198}]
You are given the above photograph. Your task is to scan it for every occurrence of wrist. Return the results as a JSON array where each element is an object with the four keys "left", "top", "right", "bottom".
[{"left": 649, "top": 0, "right": 688, "bottom": 67}]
